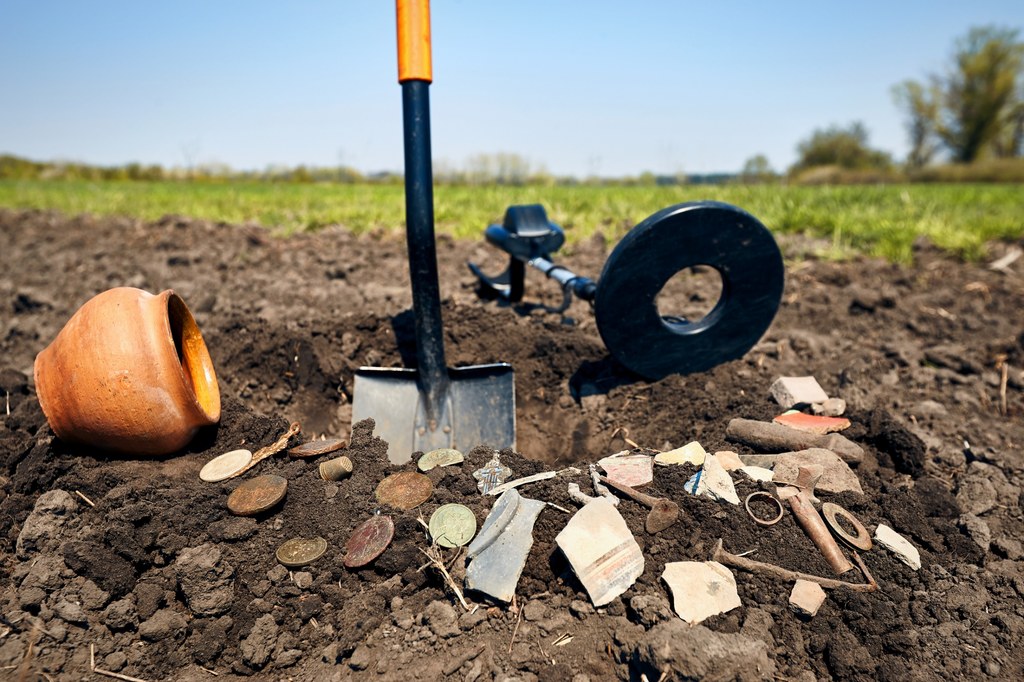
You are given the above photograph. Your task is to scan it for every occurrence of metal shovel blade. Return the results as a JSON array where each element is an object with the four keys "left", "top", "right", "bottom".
[{"left": 352, "top": 363, "right": 515, "bottom": 465}]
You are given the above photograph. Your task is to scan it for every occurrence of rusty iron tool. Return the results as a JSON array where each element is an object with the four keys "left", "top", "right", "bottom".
[
  {"left": 781, "top": 465, "right": 854, "bottom": 575},
  {"left": 712, "top": 539, "right": 877, "bottom": 593},
  {"left": 352, "top": 0, "right": 515, "bottom": 463},
  {"left": 598, "top": 475, "right": 679, "bottom": 534}
]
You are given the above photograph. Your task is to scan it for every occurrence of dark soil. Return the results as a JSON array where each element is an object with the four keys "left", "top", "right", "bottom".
[{"left": 1, "top": 208, "right": 1023, "bottom": 681}]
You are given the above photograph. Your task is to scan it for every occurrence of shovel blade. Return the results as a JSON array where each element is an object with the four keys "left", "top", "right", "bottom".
[{"left": 352, "top": 363, "right": 515, "bottom": 465}]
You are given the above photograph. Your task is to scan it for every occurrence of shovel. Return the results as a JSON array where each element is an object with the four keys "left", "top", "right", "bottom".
[
  {"left": 352, "top": 0, "right": 516, "bottom": 464},
  {"left": 599, "top": 475, "right": 679, "bottom": 534}
]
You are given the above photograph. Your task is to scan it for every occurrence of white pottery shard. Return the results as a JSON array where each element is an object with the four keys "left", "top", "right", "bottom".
[
  {"left": 598, "top": 453, "right": 654, "bottom": 488},
  {"left": 740, "top": 466, "right": 775, "bottom": 482},
  {"left": 662, "top": 561, "right": 741, "bottom": 624},
  {"left": 874, "top": 523, "right": 921, "bottom": 570},
  {"left": 696, "top": 454, "right": 740, "bottom": 505},
  {"left": 770, "top": 376, "right": 829, "bottom": 409},
  {"left": 465, "top": 490, "right": 546, "bottom": 602},
  {"left": 655, "top": 442, "right": 707, "bottom": 467},
  {"left": 555, "top": 498, "right": 644, "bottom": 607}
]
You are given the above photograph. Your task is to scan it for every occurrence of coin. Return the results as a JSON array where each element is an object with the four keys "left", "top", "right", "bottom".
[
  {"left": 375, "top": 471, "right": 432, "bottom": 510},
  {"left": 200, "top": 449, "right": 253, "bottom": 482},
  {"left": 227, "top": 474, "right": 288, "bottom": 516},
  {"left": 343, "top": 515, "right": 394, "bottom": 568},
  {"left": 276, "top": 536, "right": 328, "bottom": 568},
  {"left": 428, "top": 504, "right": 477, "bottom": 548},
  {"left": 289, "top": 438, "right": 346, "bottom": 459},
  {"left": 417, "top": 448, "right": 464, "bottom": 472}
]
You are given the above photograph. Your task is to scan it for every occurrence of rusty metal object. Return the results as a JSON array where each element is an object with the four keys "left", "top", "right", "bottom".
[
  {"left": 744, "top": 492, "right": 784, "bottom": 526},
  {"left": 785, "top": 466, "right": 854, "bottom": 575},
  {"left": 227, "top": 474, "right": 288, "bottom": 516},
  {"left": 598, "top": 475, "right": 679, "bottom": 534},
  {"left": 725, "top": 417, "right": 863, "bottom": 464},
  {"left": 822, "top": 502, "right": 873, "bottom": 551},
  {"left": 375, "top": 471, "right": 433, "bottom": 510},
  {"left": 712, "top": 539, "right": 877, "bottom": 593},
  {"left": 289, "top": 438, "right": 346, "bottom": 459}
]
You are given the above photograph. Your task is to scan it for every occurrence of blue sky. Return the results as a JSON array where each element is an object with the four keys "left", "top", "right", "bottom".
[{"left": 2, "top": 1, "right": 1021, "bottom": 177}]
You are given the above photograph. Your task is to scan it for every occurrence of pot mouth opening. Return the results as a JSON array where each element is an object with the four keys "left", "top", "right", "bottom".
[{"left": 167, "top": 292, "right": 221, "bottom": 423}]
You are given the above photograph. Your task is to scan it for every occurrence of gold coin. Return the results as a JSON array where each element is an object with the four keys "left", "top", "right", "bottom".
[
  {"left": 375, "top": 471, "right": 432, "bottom": 510},
  {"left": 276, "top": 536, "right": 328, "bottom": 568},
  {"left": 200, "top": 449, "right": 253, "bottom": 482},
  {"left": 227, "top": 474, "right": 288, "bottom": 516},
  {"left": 417, "top": 448, "right": 464, "bottom": 472}
]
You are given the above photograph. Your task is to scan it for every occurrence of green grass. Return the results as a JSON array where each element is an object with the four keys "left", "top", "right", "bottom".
[{"left": 1, "top": 180, "right": 1021, "bottom": 262}]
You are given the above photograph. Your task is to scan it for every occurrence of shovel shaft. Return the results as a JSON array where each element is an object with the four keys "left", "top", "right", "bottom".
[{"left": 402, "top": 79, "right": 449, "bottom": 423}]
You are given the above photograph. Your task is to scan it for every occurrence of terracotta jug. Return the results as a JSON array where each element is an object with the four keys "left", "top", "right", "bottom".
[{"left": 34, "top": 287, "right": 221, "bottom": 455}]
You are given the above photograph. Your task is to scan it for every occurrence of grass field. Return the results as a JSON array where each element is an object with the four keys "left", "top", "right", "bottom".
[{"left": 1, "top": 180, "right": 1021, "bottom": 262}]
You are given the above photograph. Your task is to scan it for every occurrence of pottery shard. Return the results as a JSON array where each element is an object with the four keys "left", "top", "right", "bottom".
[
  {"left": 789, "top": 579, "right": 827, "bottom": 617},
  {"left": 16, "top": 489, "right": 77, "bottom": 558},
  {"left": 655, "top": 442, "right": 707, "bottom": 467},
  {"left": 598, "top": 453, "right": 654, "bottom": 487},
  {"left": 662, "top": 561, "right": 742, "bottom": 624},
  {"left": 465, "top": 490, "right": 545, "bottom": 603},
  {"left": 634, "top": 621, "right": 775, "bottom": 681},
  {"left": 696, "top": 454, "right": 740, "bottom": 505},
  {"left": 771, "top": 449, "right": 863, "bottom": 495},
  {"left": 174, "top": 543, "right": 235, "bottom": 616},
  {"left": 556, "top": 498, "right": 644, "bottom": 607},
  {"left": 770, "top": 376, "right": 829, "bottom": 409},
  {"left": 874, "top": 524, "right": 921, "bottom": 570}
]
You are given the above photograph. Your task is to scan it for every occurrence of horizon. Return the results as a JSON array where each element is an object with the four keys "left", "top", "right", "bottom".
[{"left": 2, "top": 1, "right": 1022, "bottom": 177}]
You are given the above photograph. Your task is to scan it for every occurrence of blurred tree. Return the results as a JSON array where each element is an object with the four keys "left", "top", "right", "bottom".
[
  {"left": 740, "top": 154, "right": 776, "bottom": 182},
  {"left": 790, "top": 122, "right": 892, "bottom": 173},
  {"left": 937, "top": 26, "right": 1023, "bottom": 162},
  {"left": 892, "top": 79, "right": 942, "bottom": 167}
]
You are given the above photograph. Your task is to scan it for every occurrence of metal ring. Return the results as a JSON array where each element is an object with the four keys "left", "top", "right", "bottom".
[
  {"left": 821, "top": 502, "right": 873, "bottom": 551},
  {"left": 744, "top": 492, "right": 784, "bottom": 527}
]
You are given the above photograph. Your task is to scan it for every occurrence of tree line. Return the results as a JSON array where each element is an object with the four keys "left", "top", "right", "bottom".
[{"left": 743, "top": 25, "right": 1024, "bottom": 183}]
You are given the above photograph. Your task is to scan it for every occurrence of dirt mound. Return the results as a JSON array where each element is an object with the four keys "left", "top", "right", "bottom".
[{"left": 1, "top": 209, "right": 1023, "bottom": 680}]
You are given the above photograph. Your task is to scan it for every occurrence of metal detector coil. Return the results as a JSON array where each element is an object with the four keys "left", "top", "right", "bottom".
[{"left": 469, "top": 201, "right": 785, "bottom": 380}]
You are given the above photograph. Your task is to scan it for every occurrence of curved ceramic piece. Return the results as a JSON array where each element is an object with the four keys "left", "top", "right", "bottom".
[{"left": 34, "top": 287, "right": 220, "bottom": 455}]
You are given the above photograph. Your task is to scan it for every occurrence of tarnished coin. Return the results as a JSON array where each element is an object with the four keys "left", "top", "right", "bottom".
[
  {"left": 200, "top": 449, "right": 253, "bottom": 482},
  {"left": 227, "top": 474, "right": 288, "bottom": 516},
  {"left": 343, "top": 515, "right": 395, "bottom": 568},
  {"left": 289, "top": 438, "right": 346, "bottom": 459},
  {"left": 276, "top": 536, "right": 328, "bottom": 568},
  {"left": 375, "top": 471, "right": 432, "bottom": 510},
  {"left": 428, "top": 504, "right": 477, "bottom": 548},
  {"left": 418, "top": 448, "right": 464, "bottom": 472}
]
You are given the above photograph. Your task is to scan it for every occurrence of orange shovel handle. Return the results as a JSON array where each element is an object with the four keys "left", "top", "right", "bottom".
[{"left": 397, "top": 0, "right": 432, "bottom": 83}]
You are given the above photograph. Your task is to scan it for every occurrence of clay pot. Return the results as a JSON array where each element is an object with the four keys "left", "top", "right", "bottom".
[{"left": 34, "top": 287, "right": 221, "bottom": 455}]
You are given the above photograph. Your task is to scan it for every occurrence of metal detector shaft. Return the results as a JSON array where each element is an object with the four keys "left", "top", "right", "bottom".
[{"left": 526, "top": 256, "right": 598, "bottom": 302}]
